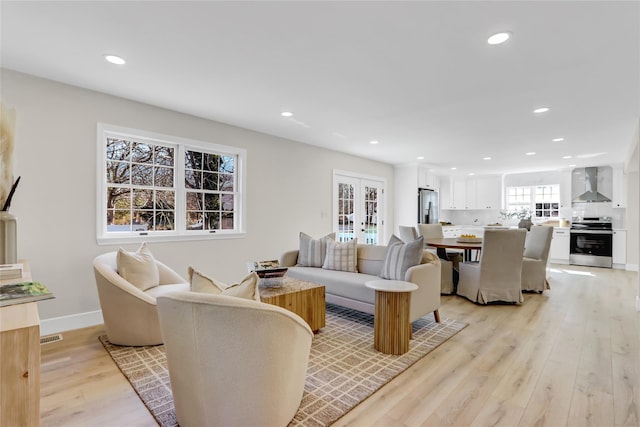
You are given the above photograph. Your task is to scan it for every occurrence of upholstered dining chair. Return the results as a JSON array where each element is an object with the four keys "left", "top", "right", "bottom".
[
  {"left": 521, "top": 225, "right": 554, "bottom": 292},
  {"left": 456, "top": 228, "right": 527, "bottom": 304},
  {"left": 398, "top": 225, "right": 418, "bottom": 243},
  {"left": 417, "top": 223, "right": 458, "bottom": 294},
  {"left": 157, "top": 291, "right": 313, "bottom": 427},
  {"left": 93, "top": 252, "right": 189, "bottom": 346}
]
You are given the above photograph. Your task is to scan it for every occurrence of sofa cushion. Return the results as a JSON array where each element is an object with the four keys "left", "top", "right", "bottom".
[
  {"left": 188, "top": 267, "right": 261, "bottom": 301},
  {"left": 298, "top": 232, "right": 336, "bottom": 267},
  {"left": 287, "top": 266, "right": 379, "bottom": 305},
  {"left": 322, "top": 238, "right": 358, "bottom": 272},
  {"left": 380, "top": 235, "right": 424, "bottom": 280},
  {"left": 116, "top": 242, "right": 159, "bottom": 291},
  {"left": 356, "top": 244, "right": 387, "bottom": 276}
]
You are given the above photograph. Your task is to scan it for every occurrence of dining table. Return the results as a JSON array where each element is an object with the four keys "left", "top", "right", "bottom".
[{"left": 424, "top": 237, "right": 483, "bottom": 262}]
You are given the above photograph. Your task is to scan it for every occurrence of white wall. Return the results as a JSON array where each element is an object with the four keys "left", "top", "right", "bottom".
[
  {"left": 1, "top": 69, "right": 394, "bottom": 331},
  {"left": 393, "top": 165, "right": 418, "bottom": 231}
]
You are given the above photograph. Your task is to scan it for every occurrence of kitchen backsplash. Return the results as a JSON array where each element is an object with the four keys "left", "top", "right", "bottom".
[{"left": 442, "top": 205, "right": 625, "bottom": 229}]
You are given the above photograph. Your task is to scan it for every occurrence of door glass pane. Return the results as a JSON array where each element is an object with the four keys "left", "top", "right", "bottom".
[
  {"left": 364, "top": 186, "right": 379, "bottom": 245},
  {"left": 338, "top": 183, "right": 355, "bottom": 242}
]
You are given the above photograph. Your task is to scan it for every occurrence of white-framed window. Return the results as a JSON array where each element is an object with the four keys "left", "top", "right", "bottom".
[
  {"left": 97, "top": 124, "right": 246, "bottom": 244},
  {"left": 506, "top": 184, "right": 560, "bottom": 219}
]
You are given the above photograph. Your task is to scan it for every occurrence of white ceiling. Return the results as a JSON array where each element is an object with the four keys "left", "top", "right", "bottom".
[{"left": 1, "top": 1, "right": 639, "bottom": 176}]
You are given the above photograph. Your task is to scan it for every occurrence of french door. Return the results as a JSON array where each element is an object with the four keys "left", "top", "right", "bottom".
[{"left": 333, "top": 172, "right": 384, "bottom": 245}]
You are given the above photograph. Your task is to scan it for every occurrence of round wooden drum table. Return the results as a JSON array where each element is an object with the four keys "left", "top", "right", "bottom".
[{"left": 365, "top": 279, "right": 418, "bottom": 355}]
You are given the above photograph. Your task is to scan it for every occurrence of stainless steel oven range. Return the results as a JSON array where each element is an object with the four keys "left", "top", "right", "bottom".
[{"left": 569, "top": 217, "right": 613, "bottom": 268}]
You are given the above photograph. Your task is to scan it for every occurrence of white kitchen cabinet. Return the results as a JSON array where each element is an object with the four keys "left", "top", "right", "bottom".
[
  {"left": 442, "top": 226, "right": 461, "bottom": 238},
  {"left": 463, "top": 176, "right": 502, "bottom": 210},
  {"left": 442, "top": 175, "right": 502, "bottom": 210},
  {"left": 465, "top": 178, "right": 478, "bottom": 209},
  {"left": 559, "top": 169, "right": 573, "bottom": 208},
  {"left": 439, "top": 175, "right": 451, "bottom": 210},
  {"left": 418, "top": 166, "right": 439, "bottom": 190},
  {"left": 451, "top": 177, "right": 466, "bottom": 210},
  {"left": 549, "top": 228, "right": 570, "bottom": 264},
  {"left": 613, "top": 229, "right": 626, "bottom": 266},
  {"left": 611, "top": 166, "right": 626, "bottom": 208},
  {"left": 475, "top": 176, "right": 502, "bottom": 209}
]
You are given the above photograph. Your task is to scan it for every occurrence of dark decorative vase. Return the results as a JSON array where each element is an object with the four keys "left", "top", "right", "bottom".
[{"left": 518, "top": 219, "right": 533, "bottom": 231}]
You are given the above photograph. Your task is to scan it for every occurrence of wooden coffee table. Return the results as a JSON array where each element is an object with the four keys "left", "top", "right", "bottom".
[
  {"left": 365, "top": 279, "right": 418, "bottom": 355},
  {"left": 259, "top": 276, "right": 325, "bottom": 332}
]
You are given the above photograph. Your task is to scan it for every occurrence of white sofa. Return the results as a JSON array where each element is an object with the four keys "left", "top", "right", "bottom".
[{"left": 280, "top": 244, "right": 442, "bottom": 323}]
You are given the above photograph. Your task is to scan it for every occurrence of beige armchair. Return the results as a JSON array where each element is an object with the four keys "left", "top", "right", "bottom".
[
  {"left": 456, "top": 228, "right": 527, "bottom": 304},
  {"left": 522, "top": 225, "right": 554, "bottom": 292},
  {"left": 398, "top": 225, "right": 418, "bottom": 242},
  {"left": 93, "top": 252, "right": 189, "bottom": 346},
  {"left": 157, "top": 291, "right": 313, "bottom": 427},
  {"left": 417, "top": 223, "right": 458, "bottom": 294}
]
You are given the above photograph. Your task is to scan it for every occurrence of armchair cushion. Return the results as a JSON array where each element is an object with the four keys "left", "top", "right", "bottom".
[
  {"left": 380, "top": 234, "right": 424, "bottom": 280},
  {"left": 188, "top": 267, "right": 261, "bottom": 301},
  {"left": 299, "top": 232, "right": 335, "bottom": 267},
  {"left": 116, "top": 242, "right": 159, "bottom": 291}
]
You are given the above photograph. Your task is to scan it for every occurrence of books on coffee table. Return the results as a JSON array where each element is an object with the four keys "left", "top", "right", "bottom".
[{"left": 247, "top": 260, "right": 288, "bottom": 278}]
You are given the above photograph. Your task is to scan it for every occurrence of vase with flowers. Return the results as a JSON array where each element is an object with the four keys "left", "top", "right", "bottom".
[{"left": 499, "top": 207, "right": 533, "bottom": 231}]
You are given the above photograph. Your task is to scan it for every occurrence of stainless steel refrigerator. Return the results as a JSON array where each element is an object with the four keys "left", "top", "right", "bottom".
[{"left": 418, "top": 188, "right": 439, "bottom": 224}]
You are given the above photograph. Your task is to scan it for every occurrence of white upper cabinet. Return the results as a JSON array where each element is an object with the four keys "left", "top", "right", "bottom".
[
  {"left": 559, "top": 169, "right": 572, "bottom": 208},
  {"left": 475, "top": 176, "right": 502, "bottom": 209},
  {"left": 418, "top": 166, "right": 439, "bottom": 190},
  {"left": 611, "top": 165, "right": 626, "bottom": 208},
  {"left": 465, "top": 178, "right": 477, "bottom": 209},
  {"left": 442, "top": 175, "right": 501, "bottom": 210},
  {"left": 451, "top": 176, "right": 466, "bottom": 209}
]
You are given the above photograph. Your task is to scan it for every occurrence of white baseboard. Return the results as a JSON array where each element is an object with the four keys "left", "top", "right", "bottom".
[
  {"left": 626, "top": 263, "right": 639, "bottom": 272},
  {"left": 40, "top": 310, "right": 103, "bottom": 336}
]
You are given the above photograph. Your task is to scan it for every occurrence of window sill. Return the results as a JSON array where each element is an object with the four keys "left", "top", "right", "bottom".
[{"left": 97, "top": 232, "right": 246, "bottom": 246}]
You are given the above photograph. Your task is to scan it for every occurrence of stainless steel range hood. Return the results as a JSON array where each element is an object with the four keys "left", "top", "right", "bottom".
[{"left": 572, "top": 166, "right": 612, "bottom": 203}]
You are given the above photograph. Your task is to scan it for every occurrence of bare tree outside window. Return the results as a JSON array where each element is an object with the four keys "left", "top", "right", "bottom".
[{"left": 100, "top": 125, "right": 244, "bottom": 242}]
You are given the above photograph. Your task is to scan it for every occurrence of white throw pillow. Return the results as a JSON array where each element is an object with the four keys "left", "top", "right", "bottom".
[
  {"left": 379, "top": 235, "right": 424, "bottom": 280},
  {"left": 116, "top": 242, "right": 160, "bottom": 291},
  {"left": 322, "top": 238, "right": 358, "bottom": 272},
  {"left": 189, "top": 267, "right": 261, "bottom": 302},
  {"left": 298, "top": 232, "right": 336, "bottom": 267}
]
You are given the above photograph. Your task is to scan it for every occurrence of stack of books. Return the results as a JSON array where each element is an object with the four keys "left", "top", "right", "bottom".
[
  {"left": 0, "top": 263, "right": 23, "bottom": 280},
  {"left": 0, "top": 281, "right": 54, "bottom": 306}
]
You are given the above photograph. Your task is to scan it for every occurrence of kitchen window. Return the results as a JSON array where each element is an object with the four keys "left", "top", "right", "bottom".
[
  {"left": 506, "top": 185, "right": 560, "bottom": 219},
  {"left": 97, "top": 124, "right": 245, "bottom": 244}
]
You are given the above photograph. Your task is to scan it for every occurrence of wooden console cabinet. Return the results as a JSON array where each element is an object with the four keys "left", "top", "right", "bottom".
[{"left": 0, "top": 261, "right": 42, "bottom": 427}]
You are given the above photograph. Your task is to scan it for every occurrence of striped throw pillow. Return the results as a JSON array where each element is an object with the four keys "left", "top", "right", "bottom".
[
  {"left": 380, "top": 235, "right": 424, "bottom": 280},
  {"left": 322, "top": 238, "right": 358, "bottom": 272},
  {"left": 298, "top": 232, "right": 335, "bottom": 267}
]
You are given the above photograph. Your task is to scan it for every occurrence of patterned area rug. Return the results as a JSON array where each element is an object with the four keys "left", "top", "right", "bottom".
[{"left": 99, "top": 304, "right": 467, "bottom": 426}]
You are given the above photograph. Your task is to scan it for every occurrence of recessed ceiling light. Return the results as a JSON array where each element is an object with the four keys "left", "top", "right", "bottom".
[
  {"left": 533, "top": 107, "right": 550, "bottom": 114},
  {"left": 552, "top": 137, "right": 565, "bottom": 142},
  {"left": 562, "top": 155, "right": 572, "bottom": 159},
  {"left": 483, "top": 157, "right": 492, "bottom": 160},
  {"left": 450, "top": 167, "right": 457, "bottom": 170},
  {"left": 468, "top": 173, "right": 475, "bottom": 176},
  {"left": 281, "top": 111, "right": 293, "bottom": 117},
  {"left": 487, "top": 32, "right": 511, "bottom": 45},
  {"left": 526, "top": 152, "right": 536, "bottom": 156},
  {"left": 416, "top": 156, "right": 424, "bottom": 160},
  {"left": 568, "top": 164, "right": 577, "bottom": 167},
  {"left": 370, "top": 140, "right": 379, "bottom": 145},
  {"left": 104, "top": 55, "right": 125, "bottom": 65}
]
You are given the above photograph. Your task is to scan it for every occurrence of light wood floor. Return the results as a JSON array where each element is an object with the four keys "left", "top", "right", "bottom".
[{"left": 40, "top": 264, "right": 639, "bottom": 427}]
